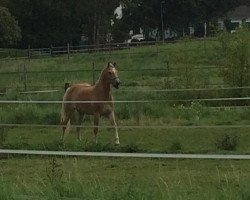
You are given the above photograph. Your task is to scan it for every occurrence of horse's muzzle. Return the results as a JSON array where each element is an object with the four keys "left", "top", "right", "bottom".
[{"left": 112, "top": 78, "right": 121, "bottom": 89}]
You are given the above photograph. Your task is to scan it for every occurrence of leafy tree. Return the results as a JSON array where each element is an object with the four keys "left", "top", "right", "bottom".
[
  {"left": 5, "top": 0, "right": 119, "bottom": 47},
  {"left": 165, "top": 0, "right": 200, "bottom": 35},
  {"left": 120, "top": 0, "right": 242, "bottom": 38},
  {"left": 0, "top": 6, "right": 21, "bottom": 47},
  {"left": 6, "top": 0, "right": 82, "bottom": 47},
  {"left": 120, "top": 0, "right": 162, "bottom": 39},
  {"left": 111, "top": 17, "right": 130, "bottom": 43},
  {"left": 76, "top": 0, "right": 120, "bottom": 45},
  {"left": 219, "top": 23, "right": 250, "bottom": 97},
  {"left": 197, "top": 0, "right": 240, "bottom": 36}
]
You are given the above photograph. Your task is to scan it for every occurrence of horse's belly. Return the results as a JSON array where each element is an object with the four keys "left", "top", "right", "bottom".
[
  {"left": 100, "top": 104, "right": 113, "bottom": 116},
  {"left": 76, "top": 104, "right": 95, "bottom": 115},
  {"left": 76, "top": 103, "right": 112, "bottom": 116}
]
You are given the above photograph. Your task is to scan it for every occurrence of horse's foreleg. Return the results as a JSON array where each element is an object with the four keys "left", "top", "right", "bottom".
[
  {"left": 109, "top": 111, "right": 120, "bottom": 145},
  {"left": 76, "top": 113, "right": 84, "bottom": 141},
  {"left": 93, "top": 113, "right": 100, "bottom": 144}
]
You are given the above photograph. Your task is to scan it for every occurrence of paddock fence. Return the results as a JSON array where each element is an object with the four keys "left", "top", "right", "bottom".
[
  {"left": 2, "top": 149, "right": 250, "bottom": 160},
  {"left": 0, "top": 94, "right": 250, "bottom": 159},
  {"left": 0, "top": 38, "right": 216, "bottom": 61}
]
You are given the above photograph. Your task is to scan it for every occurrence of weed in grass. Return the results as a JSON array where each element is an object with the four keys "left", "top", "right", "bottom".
[
  {"left": 84, "top": 142, "right": 115, "bottom": 152},
  {"left": 46, "top": 158, "right": 63, "bottom": 184},
  {"left": 169, "top": 140, "right": 183, "bottom": 153},
  {"left": 120, "top": 143, "right": 142, "bottom": 153},
  {"left": 216, "top": 134, "right": 239, "bottom": 151},
  {"left": 46, "top": 157, "right": 67, "bottom": 197}
]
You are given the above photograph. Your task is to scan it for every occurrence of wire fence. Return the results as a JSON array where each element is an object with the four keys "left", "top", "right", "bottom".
[
  {"left": 1, "top": 85, "right": 250, "bottom": 94},
  {"left": 0, "top": 96, "right": 249, "bottom": 159},
  {"left": 0, "top": 96, "right": 249, "bottom": 104},
  {"left": 0, "top": 123, "right": 250, "bottom": 129}
]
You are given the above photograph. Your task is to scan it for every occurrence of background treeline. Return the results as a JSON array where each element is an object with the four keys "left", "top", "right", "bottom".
[{"left": 0, "top": 0, "right": 248, "bottom": 48}]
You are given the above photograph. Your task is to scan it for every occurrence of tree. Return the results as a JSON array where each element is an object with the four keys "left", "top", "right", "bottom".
[
  {"left": 0, "top": 6, "right": 21, "bottom": 47},
  {"left": 219, "top": 23, "right": 250, "bottom": 97},
  {"left": 120, "top": 0, "right": 242, "bottom": 39},
  {"left": 120, "top": 0, "right": 163, "bottom": 39},
  {"left": 76, "top": 0, "right": 120, "bottom": 45},
  {"left": 6, "top": 0, "right": 82, "bottom": 47},
  {"left": 197, "top": 0, "right": 240, "bottom": 36},
  {"left": 5, "top": 0, "right": 120, "bottom": 47}
]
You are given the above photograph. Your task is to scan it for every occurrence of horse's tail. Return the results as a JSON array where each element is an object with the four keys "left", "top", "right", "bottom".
[
  {"left": 64, "top": 82, "right": 70, "bottom": 92},
  {"left": 61, "top": 84, "right": 71, "bottom": 134}
]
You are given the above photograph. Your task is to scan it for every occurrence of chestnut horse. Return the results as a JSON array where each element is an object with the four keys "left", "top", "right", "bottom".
[{"left": 61, "top": 63, "right": 121, "bottom": 145}]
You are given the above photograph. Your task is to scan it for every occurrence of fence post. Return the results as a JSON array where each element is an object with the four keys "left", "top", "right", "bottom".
[
  {"left": 0, "top": 128, "right": 5, "bottom": 144},
  {"left": 67, "top": 43, "right": 70, "bottom": 60},
  {"left": 128, "top": 42, "right": 131, "bottom": 60},
  {"left": 109, "top": 42, "right": 111, "bottom": 57},
  {"left": 28, "top": 45, "right": 31, "bottom": 61},
  {"left": 92, "top": 62, "right": 95, "bottom": 85},
  {"left": 23, "top": 65, "right": 27, "bottom": 91},
  {"left": 156, "top": 42, "right": 159, "bottom": 56},
  {"left": 50, "top": 45, "right": 53, "bottom": 57}
]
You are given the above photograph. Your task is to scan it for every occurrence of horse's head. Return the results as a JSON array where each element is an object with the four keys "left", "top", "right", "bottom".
[{"left": 107, "top": 62, "right": 121, "bottom": 89}]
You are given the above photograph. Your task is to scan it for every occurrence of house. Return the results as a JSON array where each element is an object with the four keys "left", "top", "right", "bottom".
[{"left": 218, "top": 5, "right": 250, "bottom": 32}]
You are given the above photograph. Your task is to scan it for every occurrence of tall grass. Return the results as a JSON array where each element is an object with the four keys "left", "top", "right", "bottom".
[{"left": 1, "top": 157, "right": 250, "bottom": 200}]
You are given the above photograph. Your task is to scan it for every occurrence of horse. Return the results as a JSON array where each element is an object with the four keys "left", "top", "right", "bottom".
[{"left": 61, "top": 62, "right": 121, "bottom": 145}]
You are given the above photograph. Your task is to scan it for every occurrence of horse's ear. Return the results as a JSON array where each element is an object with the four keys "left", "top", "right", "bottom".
[
  {"left": 113, "top": 62, "right": 116, "bottom": 67},
  {"left": 107, "top": 62, "right": 111, "bottom": 68}
]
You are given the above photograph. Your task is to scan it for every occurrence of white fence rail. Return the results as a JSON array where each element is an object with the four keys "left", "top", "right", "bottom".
[{"left": 1, "top": 149, "right": 250, "bottom": 160}]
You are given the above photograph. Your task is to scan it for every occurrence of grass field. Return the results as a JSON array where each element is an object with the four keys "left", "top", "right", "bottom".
[
  {"left": 0, "top": 36, "right": 250, "bottom": 199},
  {"left": 1, "top": 157, "right": 250, "bottom": 200}
]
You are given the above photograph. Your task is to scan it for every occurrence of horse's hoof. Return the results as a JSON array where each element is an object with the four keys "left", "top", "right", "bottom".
[{"left": 114, "top": 140, "right": 120, "bottom": 145}]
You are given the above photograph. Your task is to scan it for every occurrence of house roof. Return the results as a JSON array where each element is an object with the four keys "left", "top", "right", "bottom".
[{"left": 227, "top": 5, "right": 250, "bottom": 19}]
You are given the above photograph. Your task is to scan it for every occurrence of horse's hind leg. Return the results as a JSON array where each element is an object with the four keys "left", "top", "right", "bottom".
[
  {"left": 61, "top": 106, "right": 73, "bottom": 141},
  {"left": 76, "top": 113, "right": 84, "bottom": 141},
  {"left": 109, "top": 111, "right": 120, "bottom": 145},
  {"left": 93, "top": 113, "right": 100, "bottom": 144},
  {"left": 61, "top": 115, "right": 70, "bottom": 141}
]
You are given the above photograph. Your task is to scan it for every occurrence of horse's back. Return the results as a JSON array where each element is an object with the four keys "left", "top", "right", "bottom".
[
  {"left": 64, "top": 83, "right": 93, "bottom": 101},
  {"left": 63, "top": 82, "right": 114, "bottom": 116}
]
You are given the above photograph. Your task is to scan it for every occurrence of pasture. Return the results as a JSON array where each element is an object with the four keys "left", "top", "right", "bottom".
[{"left": 0, "top": 36, "right": 250, "bottom": 199}]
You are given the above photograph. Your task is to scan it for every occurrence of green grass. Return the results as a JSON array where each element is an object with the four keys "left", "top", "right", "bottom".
[
  {"left": 1, "top": 157, "right": 250, "bottom": 199},
  {"left": 0, "top": 39, "right": 223, "bottom": 90},
  {"left": 1, "top": 125, "right": 250, "bottom": 154}
]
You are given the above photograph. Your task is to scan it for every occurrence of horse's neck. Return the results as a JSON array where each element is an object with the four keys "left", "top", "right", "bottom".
[{"left": 94, "top": 74, "right": 112, "bottom": 100}]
